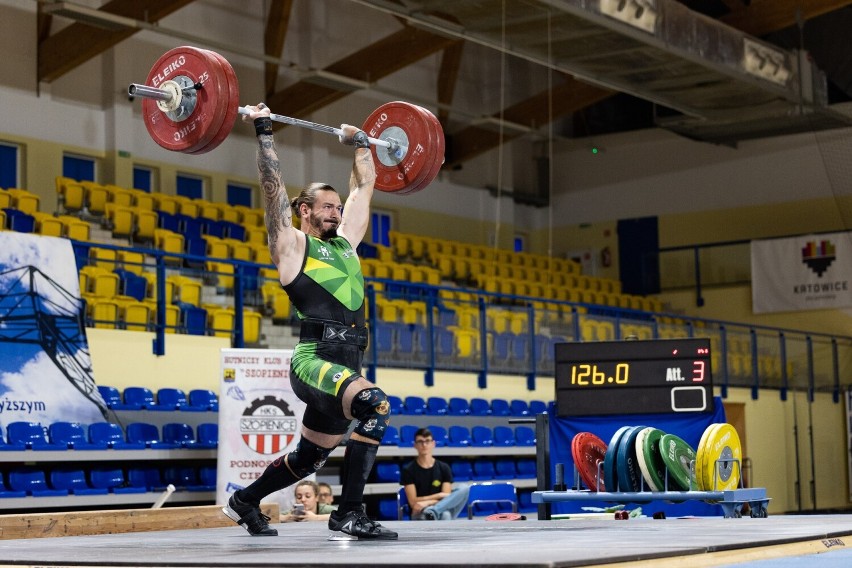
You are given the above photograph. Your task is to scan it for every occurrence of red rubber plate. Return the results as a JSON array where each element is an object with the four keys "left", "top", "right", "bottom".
[
  {"left": 571, "top": 432, "right": 608, "bottom": 491},
  {"left": 142, "top": 46, "right": 226, "bottom": 153},
  {"left": 486, "top": 513, "right": 525, "bottom": 521},
  {"left": 362, "top": 101, "right": 439, "bottom": 194},
  {"left": 189, "top": 49, "right": 241, "bottom": 154},
  {"left": 399, "top": 105, "right": 445, "bottom": 195}
]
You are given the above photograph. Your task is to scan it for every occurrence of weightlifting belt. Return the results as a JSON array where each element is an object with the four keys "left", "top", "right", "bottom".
[{"left": 300, "top": 319, "right": 368, "bottom": 349}]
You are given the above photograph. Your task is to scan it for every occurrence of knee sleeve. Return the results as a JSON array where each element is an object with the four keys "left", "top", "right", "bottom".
[
  {"left": 286, "top": 437, "right": 333, "bottom": 478},
  {"left": 350, "top": 387, "right": 391, "bottom": 442}
]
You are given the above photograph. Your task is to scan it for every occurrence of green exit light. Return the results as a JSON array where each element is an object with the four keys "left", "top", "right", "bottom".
[{"left": 591, "top": 147, "right": 599, "bottom": 155}]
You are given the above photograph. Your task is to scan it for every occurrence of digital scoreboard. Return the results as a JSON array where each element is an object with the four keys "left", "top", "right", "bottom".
[{"left": 555, "top": 338, "right": 713, "bottom": 417}]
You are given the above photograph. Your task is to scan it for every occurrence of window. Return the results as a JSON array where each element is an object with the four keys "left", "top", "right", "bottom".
[
  {"left": 0, "top": 142, "right": 19, "bottom": 189},
  {"left": 370, "top": 209, "right": 392, "bottom": 247},
  {"left": 176, "top": 174, "right": 204, "bottom": 200},
  {"left": 63, "top": 154, "right": 95, "bottom": 182},
  {"left": 227, "top": 183, "right": 252, "bottom": 207},
  {"left": 132, "top": 166, "right": 155, "bottom": 192}
]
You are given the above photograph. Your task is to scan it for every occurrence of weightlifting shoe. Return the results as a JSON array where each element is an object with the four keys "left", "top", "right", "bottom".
[
  {"left": 222, "top": 493, "right": 278, "bottom": 536},
  {"left": 328, "top": 509, "right": 398, "bottom": 540}
]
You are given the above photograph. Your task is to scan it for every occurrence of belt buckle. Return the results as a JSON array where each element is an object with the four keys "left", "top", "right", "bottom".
[{"left": 323, "top": 324, "right": 349, "bottom": 342}]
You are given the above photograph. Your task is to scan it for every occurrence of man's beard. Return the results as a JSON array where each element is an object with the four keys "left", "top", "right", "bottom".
[{"left": 310, "top": 212, "right": 338, "bottom": 240}]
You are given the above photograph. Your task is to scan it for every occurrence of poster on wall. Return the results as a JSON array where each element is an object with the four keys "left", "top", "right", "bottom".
[
  {"left": 217, "top": 348, "right": 303, "bottom": 513},
  {"left": 751, "top": 231, "right": 852, "bottom": 313},
  {"left": 0, "top": 232, "right": 107, "bottom": 430}
]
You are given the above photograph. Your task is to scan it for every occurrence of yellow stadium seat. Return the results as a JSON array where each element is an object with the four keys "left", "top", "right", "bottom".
[
  {"left": 261, "top": 282, "right": 290, "bottom": 321},
  {"left": 0, "top": 209, "right": 6, "bottom": 230},
  {"left": 206, "top": 261, "right": 235, "bottom": 290},
  {"left": 139, "top": 272, "right": 174, "bottom": 303},
  {"left": 114, "top": 297, "right": 150, "bottom": 331},
  {"left": 105, "top": 203, "right": 134, "bottom": 239},
  {"left": 204, "top": 236, "right": 230, "bottom": 259},
  {"left": 8, "top": 188, "right": 40, "bottom": 214},
  {"left": 32, "top": 212, "right": 63, "bottom": 237},
  {"left": 156, "top": 194, "right": 180, "bottom": 215},
  {"left": 57, "top": 180, "right": 86, "bottom": 214},
  {"left": 231, "top": 241, "right": 252, "bottom": 262},
  {"left": 389, "top": 263, "right": 409, "bottom": 281},
  {"left": 0, "top": 190, "right": 11, "bottom": 210},
  {"left": 375, "top": 245, "right": 393, "bottom": 263},
  {"left": 243, "top": 310, "right": 263, "bottom": 344},
  {"left": 169, "top": 275, "right": 202, "bottom": 306},
  {"left": 199, "top": 200, "right": 220, "bottom": 221},
  {"left": 89, "top": 298, "right": 120, "bottom": 329},
  {"left": 154, "top": 229, "right": 184, "bottom": 264},
  {"left": 221, "top": 206, "right": 241, "bottom": 224},
  {"left": 409, "top": 235, "right": 426, "bottom": 260},
  {"left": 134, "top": 208, "right": 158, "bottom": 243},
  {"left": 176, "top": 196, "right": 200, "bottom": 217},
  {"left": 144, "top": 300, "right": 179, "bottom": 334},
  {"left": 88, "top": 247, "right": 117, "bottom": 271},
  {"left": 117, "top": 250, "right": 145, "bottom": 275},
  {"left": 208, "top": 307, "right": 235, "bottom": 338},
  {"left": 55, "top": 215, "right": 89, "bottom": 241},
  {"left": 246, "top": 226, "right": 267, "bottom": 245},
  {"left": 241, "top": 207, "right": 264, "bottom": 227},
  {"left": 372, "top": 261, "right": 391, "bottom": 280},
  {"left": 389, "top": 231, "right": 410, "bottom": 258},
  {"left": 131, "top": 190, "right": 156, "bottom": 211},
  {"left": 107, "top": 186, "right": 134, "bottom": 208},
  {"left": 449, "top": 326, "right": 479, "bottom": 359}
]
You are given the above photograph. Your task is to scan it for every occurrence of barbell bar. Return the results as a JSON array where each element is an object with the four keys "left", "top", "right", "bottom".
[{"left": 129, "top": 46, "right": 444, "bottom": 194}]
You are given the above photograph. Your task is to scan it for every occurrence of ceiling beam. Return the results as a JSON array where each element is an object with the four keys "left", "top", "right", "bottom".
[
  {"left": 719, "top": 0, "right": 852, "bottom": 36},
  {"left": 264, "top": 0, "right": 294, "bottom": 98},
  {"left": 266, "top": 25, "right": 456, "bottom": 119},
  {"left": 446, "top": 78, "right": 613, "bottom": 167},
  {"left": 38, "top": 0, "right": 196, "bottom": 83},
  {"left": 437, "top": 41, "right": 465, "bottom": 128}
]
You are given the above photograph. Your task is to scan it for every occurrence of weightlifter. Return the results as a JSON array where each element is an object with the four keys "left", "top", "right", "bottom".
[{"left": 222, "top": 103, "right": 397, "bottom": 540}]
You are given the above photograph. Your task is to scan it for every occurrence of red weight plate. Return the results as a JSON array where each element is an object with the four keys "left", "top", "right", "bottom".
[
  {"left": 404, "top": 105, "right": 445, "bottom": 195},
  {"left": 142, "top": 46, "right": 226, "bottom": 153},
  {"left": 189, "top": 49, "right": 240, "bottom": 154},
  {"left": 182, "top": 49, "right": 229, "bottom": 154},
  {"left": 362, "top": 101, "right": 436, "bottom": 194},
  {"left": 486, "top": 513, "right": 525, "bottom": 521},
  {"left": 571, "top": 432, "right": 608, "bottom": 491}
]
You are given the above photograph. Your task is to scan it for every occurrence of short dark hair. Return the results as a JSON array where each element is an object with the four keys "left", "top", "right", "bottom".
[{"left": 414, "top": 427, "right": 432, "bottom": 439}]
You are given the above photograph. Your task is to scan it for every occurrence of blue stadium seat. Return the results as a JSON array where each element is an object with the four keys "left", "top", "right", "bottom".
[
  {"left": 163, "top": 466, "right": 201, "bottom": 489},
  {"left": 188, "top": 389, "right": 219, "bottom": 411},
  {"left": 8, "top": 468, "right": 68, "bottom": 496},
  {"left": 518, "top": 490, "right": 537, "bottom": 513},
  {"left": 126, "top": 422, "right": 178, "bottom": 448},
  {"left": 494, "top": 459, "right": 517, "bottom": 480},
  {"left": 471, "top": 426, "right": 494, "bottom": 447},
  {"left": 451, "top": 461, "right": 473, "bottom": 482},
  {"left": 493, "top": 426, "right": 515, "bottom": 447},
  {"left": 50, "top": 468, "right": 109, "bottom": 496},
  {"left": 492, "top": 332, "right": 512, "bottom": 362},
  {"left": 429, "top": 425, "right": 448, "bottom": 447},
  {"left": 97, "top": 385, "right": 134, "bottom": 410},
  {"left": 528, "top": 400, "right": 548, "bottom": 415},
  {"left": 178, "top": 304, "right": 208, "bottom": 336},
  {"left": 447, "top": 425, "right": 471, "bottom": 447},
  {"left": 48, "top": 421, "right": 104, "bottom": 450},
  {"left": 399, "top": 425, "right": 418, "bottom": 447},
  {"left": 425, "top": 396, "right": 448, "bottom": 415},
  {"left": 88, "top": 422, "right": 145, "bottom": 450},
  {"left": 434, "top": 326, "right": 455, "bottom": 358},
  {"left": 490, "top": 398, "right": 511, "bottom": 416},
  {"left": 403, "top": 396, "right": 427, "bottom": 415},
  {"left": 162, "top": 423, "right": 198, "bottom": 448},
  {"left": 196, "top": 423, "right": 218, "bottom": 448},
  {"left": 0, "top": 430, "right": 25, "bottom": 451},
  {"left": 516, "top": 459, "right": 537, "bottom": 479},
  {"left": 373, "top": 322, "right": 395, "bottom": 355},
  {"left": 466, "top": 482, "right": 517, "bottom": 518},
  {"left": 89, "top": 469, "right": 147, "bottom": 494},
  {"left": 4, "top": 209, "right": 35, "bottom": 233},
  {"left": 158, "top": 211, "right": 179, "bottom": 232},
  {"left": 122, "top": 386, "right": 170, "bottom": 411},
  {"left": 469, "top": 398, "right": 491, "bottom": 416},
  {"left": 155, "top": 387, "right": 190, "bottom": 410},
  {"left": 448, "top": 397, "right": 470, "bottom": 416},
  {"left": 381, "top": 425, "right": 400, "bottom": 446},
  {"left": 509, "top": 399, "right": 530, "bottom": 416},
  {"left": 127, "top": 467, "right": 166, "bottom": 491},
  {"left": 7, "top": 421, "right": 51, "bottom": 450},
  {"left": 472, "top": 460, "right": 496, "bottom": 481},
  {"left": 375, "top": 462, "right": 400, "bottom": 483},
  {"left": 387, "top": 395, "right": 405, "bottom": 415},
  {"left": 0, "top": 475, "right": 26, "bottom": 497},
  {"left": 377, "top": 497, "right": 400, "bottom": 521},
  {"left": 114, "top": 269, "right": 147, "bottom": 301},
  {"left": 197, "top": 466, "right": 217, "bottom": 491},
  {"left": 514, "top": 426, "right": 536, "bottom": 447}
]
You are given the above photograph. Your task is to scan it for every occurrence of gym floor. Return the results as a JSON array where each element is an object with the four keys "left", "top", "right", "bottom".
[{"left": 1, "top": 515, "right": 851, "bottom": 567}]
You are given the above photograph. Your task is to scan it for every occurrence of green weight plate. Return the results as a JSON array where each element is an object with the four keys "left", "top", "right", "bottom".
[
  {"left": 603, "top": 426, "right": 631, "bottom": 492},
  {"left": 616, "top": 425, "right": 646, "bottom": 493},
  {"left": 659, "top": 433, "right": 696, "bottom": 491},
  {"left": 636, "top": 427, "right": 667, "bottom": 491}
]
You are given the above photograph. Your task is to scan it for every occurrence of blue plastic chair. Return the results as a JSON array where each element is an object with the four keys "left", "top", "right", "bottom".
[
  {"left": 156, "top": 388, "right": 190, "bottom": 410},
  {"left": 97, "top": 385, "right": 133, "bottom": 410},
  {"left": 188, "top": 389, "right": 219, "bottom": 411},
  {"left": 375, "top": 462, "right": 400, "bottom": 483},
  {"left": 514, "top": 426, "right": 536, "bottom": 447},
  {"left": 399, "top": 425, "right": 418, "bottom": 446},
  {"left": 8, "top": 468, "right": 68, "bottom": 497},
  {"left": 425, "top": 396, "right": 448, "bottom": 415},
  {"left": 122, "top": 386, "right": 170, "bottom": 410},
  {"left": 196, "top": 423, "right": 218, "bottom": 448},
  {"left": 528, "top": 400, "right": 548, "bottom": 415},
  {"left": 88, "top": 422, "right": 145, "bottom": 450},
  {"left": 469, "top": 398, "right": 491, "bottom": 416},
  {"left": 90, "top": 468, "right": 147, "bottom": 494},
  {"left": 518, "top": 490, "right": 537, "bottom": 513},
  {"left": 451, "top": 461, "right": 474, "bottom": 482},
  {"left": 466, "top": 482, "right": 517, "bottom": 518},
  {"left": 162, "top": 423, "right": 198, "bottom": 448},
  {"left": 472, "top": 460, "right": 496, "bottom": 481},
  {"left": 127, "top": 467, "right": 166, "bottom": 491},
  {"left": 387, "top": 395, "right": 405, "bottom": 415},
  {"left": 7, "top": 421, "right": 51, "bottom": 450},
  {"left": 48, "top": 421, "right": 103, "bottom": 450},
  {"left": 0, "top": 475, "right": 26, "bottom": 497},
  {"left": 447, "top": 425, "right": 472, "bottom": 447},
  {"left": 382, "top": 425, "right": 400, "bottom": 446},
  {"left": 448, "top": 397, "right": 470, "bottom": 416},
  {"left": 403, "top": 396, "right": 427, "bottom": 415},
  {"left": 509, "top": 399, "right": 530, "bottom": 416},
  {"left": 471, "top": 426, "right": 494, "bottom": 447},
  {"left": 429, "top": 425, "right": 449, "bottom": 447},
  {"left": 164, "top": 466, "right": 200, "bottom": 489},
  {"left": 197, "top": 466, "right": 217, "bottom": 491},
  {"left": 493, "top": 426, "right": 515, "bottom": 447},
  {"left": 516, "top": 459, "right": 537, "bottom": 479},
  {"left": 50, "top": 468, "right": 109, "bottom": 495},
  {"left": 397, "top": 486, "right": 411, "bottom": 520},
  {"left": 490, "top": 398, "right": 511, "bottom": 416},
  {"left": 126, "top": 422, "right": 178, "bottom": 448},
  {"left": 494, "top": 459, "right": 517, "bottom": 479}
]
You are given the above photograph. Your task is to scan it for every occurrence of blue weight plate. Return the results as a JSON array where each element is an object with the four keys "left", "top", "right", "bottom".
[
  {"left": 603, "top": 426, "right": 631, "bottom": 492},
  {"left": 616, "top": 425, "right": 647, "bottom": 493}
]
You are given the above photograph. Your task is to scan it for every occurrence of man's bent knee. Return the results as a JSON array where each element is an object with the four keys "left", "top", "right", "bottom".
[
  {"left": 285, "top": 437, "right": 333, "bottom": 478},
  {"left": 349, "top": 387, "right": 391, "bottom": 443}
]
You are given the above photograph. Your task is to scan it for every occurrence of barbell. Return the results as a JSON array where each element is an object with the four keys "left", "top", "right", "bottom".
[{"left": 128, "top": 46, "right": 445, "bottom": 194}]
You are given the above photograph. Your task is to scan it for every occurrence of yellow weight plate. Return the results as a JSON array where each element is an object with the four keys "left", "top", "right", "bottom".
[
  {"left": 695, "top": 423, "right": 719, "bottom": 491},
  {"left": 700, "top": 423, "right": 742, "bottom": 491}
]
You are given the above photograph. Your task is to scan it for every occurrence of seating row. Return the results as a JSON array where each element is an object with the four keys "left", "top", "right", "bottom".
[
  {"left": 0, "top": 465, "right": 216, "bottom": 498},
  {"left": 387, "top": 395, "right": 548, "bottom": 417},
  {"left": 0, "top": 420, "right": 217, "bottom": 451},
  {"left": 382, "top": 425, "right": 535, "bottom": 448},
  {"left": 98, "top": 386, "right": 218, "bottom": 411},
  {"left": 378, "top": 481, "right": 528, "bottom": 520},
  {"left": 374, "top": 458, "right": 536, "bottom": 484}
]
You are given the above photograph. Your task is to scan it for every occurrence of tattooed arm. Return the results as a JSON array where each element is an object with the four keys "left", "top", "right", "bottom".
[
  {"left": 336, "top": 124, "right": 376, "bottom": 250},
  {"left": 243, "top": 103, "right": 305, "bottom": 285}
]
